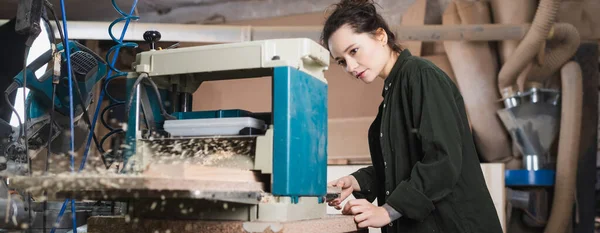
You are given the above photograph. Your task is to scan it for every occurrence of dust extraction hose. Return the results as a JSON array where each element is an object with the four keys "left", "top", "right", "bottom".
[
  {"left": 522, "top": 23, "right": 581, "bottom": 84},
  {"left": 497, "top": 0, "right": 561, "bottom": 94},
  {"left": 543, "top": 61, "right": 582, "bottom": 233}
]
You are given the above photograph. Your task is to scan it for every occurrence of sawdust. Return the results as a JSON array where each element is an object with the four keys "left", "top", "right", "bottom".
[{"left": 142, "top": 137, "right": 257, "bottom": 170}]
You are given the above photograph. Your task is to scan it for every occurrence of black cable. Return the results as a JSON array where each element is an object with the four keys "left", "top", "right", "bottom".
[
  {"left": 99, "top": 129, "right": 124, "bottom": 153},
  {"left": 101, "top": 103, "right": 124, "bottom": 131},
  {"left": 44, "top": 1, "right": 64, "bottom": 44},
  {"left": 43, "top": 4, "right": 62, "bottom": 233},
  {"left": 45, "top": 83, "right": 56, "bottom": 173},
  {"left": 41, "top": 83, "right": 55, "bottom": 233},
  {"left": 125, "top": 74, "right": 176, "bottom": 122},
  {"left": 4, "top": 93, "right": 23, "bottom": 140},
  {"left": 22, "top": 44, "right": 33, "bottom": 233},
  {"left": 69, "top": 70, "right": 107, "bottom": 164},
  {"left": 40, "top": 5, "right": 55, "bottom": 45},
  {"left": 46, "top": 1, "right": 109, "bottom": 167}
]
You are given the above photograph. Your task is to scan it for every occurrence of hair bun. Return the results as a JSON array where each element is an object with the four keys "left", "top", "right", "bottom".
[
  {"left": 331, "top": 0, "right": 377, "bottom": 15},
  {"left": 338, "top": 0, "right": 374, "bottom": 7}
]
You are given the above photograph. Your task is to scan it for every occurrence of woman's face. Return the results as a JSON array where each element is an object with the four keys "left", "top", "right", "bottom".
[{"left": 328, "top": 24, "right": 389, "bottom": 84}]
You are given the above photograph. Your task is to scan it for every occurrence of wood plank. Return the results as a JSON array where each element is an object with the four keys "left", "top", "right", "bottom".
[
  {"left": 327, "top": 117, "right": 373, "bottom": 161},
  {"left": 8, "top": 174, "right": 264, "bottom": 200},
  {"left": 143, "top": 164, "right": 260, "bottom": 183},
  {"left": 400, "top": 0, "right": 427, "bottom": 56}
]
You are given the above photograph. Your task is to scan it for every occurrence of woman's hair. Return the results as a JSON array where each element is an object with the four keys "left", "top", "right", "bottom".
[{"left": 320, "top": 0, "right": 402, "bottom": 53}]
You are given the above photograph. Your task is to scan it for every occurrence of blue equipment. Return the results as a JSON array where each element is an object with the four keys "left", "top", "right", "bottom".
[
  {"left": 8, "top": 41, "right": 107, "bottom": 153},
  {"left": 123, "top": 37, "right": 331, "bottom": 222}
]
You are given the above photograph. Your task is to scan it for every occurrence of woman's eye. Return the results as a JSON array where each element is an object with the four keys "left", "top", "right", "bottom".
[
  {"left": 337, "top": 60, "right": 346, "bottom": 66},
  {"left": 350, "top": 48, "right": 358, "bottom": 55}
]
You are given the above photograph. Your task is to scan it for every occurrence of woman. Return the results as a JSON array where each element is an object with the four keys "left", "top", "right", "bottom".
[{"left": 322, "top": 1, "right": 503, "bottom": 232}]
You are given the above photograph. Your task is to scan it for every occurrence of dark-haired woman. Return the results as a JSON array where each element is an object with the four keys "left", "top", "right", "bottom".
[{"left": 323, "top": 1, "right": 503, "bottom": 232}]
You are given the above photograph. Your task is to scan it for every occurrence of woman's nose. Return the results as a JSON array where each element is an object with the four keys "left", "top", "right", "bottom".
[{"left": 346, "top": 61, "right": 358, "bottom": 74}]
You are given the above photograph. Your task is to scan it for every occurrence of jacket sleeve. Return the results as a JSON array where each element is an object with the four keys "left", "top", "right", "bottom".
[
  {"left": 350, "top": 166, "right": 379, "bottom": 203},
  {"left": 386, "top": 68, "right": 464, "bottom": 221}
]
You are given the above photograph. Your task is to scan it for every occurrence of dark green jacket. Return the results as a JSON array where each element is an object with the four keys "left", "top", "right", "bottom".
[{"left": 351, "top": 49, "right": 503, "bottom": 233}]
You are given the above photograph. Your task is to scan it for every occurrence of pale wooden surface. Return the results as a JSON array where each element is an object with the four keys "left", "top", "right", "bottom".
[
  {"left": 480, "top": 163, "right": 506, "bottom": 233},
  {"left": 399, "top": 0, "right": 427, "bottom": 56},
  {"left": 87, "top": 215, "right": 365, "bottom": 233},
  {"left": 144, "top": 164, "right": 260, "bottom": 183}
]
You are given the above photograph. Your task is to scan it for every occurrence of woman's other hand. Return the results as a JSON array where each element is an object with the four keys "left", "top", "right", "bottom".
[
  {"left": 327, "top": 175, "right": 360, "bottom": 210},
  {"left": 342, "top": 199, "right": 391, "bottom": 228}
]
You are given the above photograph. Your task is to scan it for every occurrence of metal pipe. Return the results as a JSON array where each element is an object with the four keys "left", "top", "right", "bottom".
[
  {"left": 0, "top": 196, "right": 29, "bottom": 229},
  {"left": 180, "top": 93, "right": 193, "bottom": 112}
]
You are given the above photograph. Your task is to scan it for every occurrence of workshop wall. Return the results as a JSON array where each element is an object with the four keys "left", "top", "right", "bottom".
[
  {"left": 191, "top": 12, "right": 459, "bottom": 164},
  {"left": 192, "top": 13, "right": 385, "bottom": 164}
]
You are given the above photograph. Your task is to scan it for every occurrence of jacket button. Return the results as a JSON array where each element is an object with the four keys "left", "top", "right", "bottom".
[
  {"left": 386, "top": 191, "right": 390, "bottom": 195},
  {"left": 385, "top": 86, "right": 388, "bottom": 91},
  {"left": 380, "top": 133, "right": 383, "bottom": 137},
  {"left": 383, "top": 103, "right": 386, "bottom": 108},
  {"left": 389, "top": 223, "right": 393, "bottom": 227},
  {"left": 384, "top": 162, "right": 387, "bottom": 166}
]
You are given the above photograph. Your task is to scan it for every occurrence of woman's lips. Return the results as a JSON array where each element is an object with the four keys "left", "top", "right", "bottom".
[{"left": 357, "top": 70, "right": 366, "bottom": 79}]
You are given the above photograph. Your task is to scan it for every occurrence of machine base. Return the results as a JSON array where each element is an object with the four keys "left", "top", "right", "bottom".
[{"left": 257, "top": 196, "right": 325, "bottom": 222}]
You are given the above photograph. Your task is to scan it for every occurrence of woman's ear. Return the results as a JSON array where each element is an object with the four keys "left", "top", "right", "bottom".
[{"left": 375, "top": 28, "right": 387, "bottom": 45}]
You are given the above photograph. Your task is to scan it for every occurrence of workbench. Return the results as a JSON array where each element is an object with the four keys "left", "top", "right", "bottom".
[{"left": 87, "top": 215, "right": 366, "bottom": 233}]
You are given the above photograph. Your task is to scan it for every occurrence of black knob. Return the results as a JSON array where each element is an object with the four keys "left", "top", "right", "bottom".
[{"left": 143, "top": 30, "right": 161, "bottom": 50}]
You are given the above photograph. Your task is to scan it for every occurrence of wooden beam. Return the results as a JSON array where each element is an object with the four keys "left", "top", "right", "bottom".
[
  {"left": 2, "top": 19, "right": 539, "bottom": 43},
  {"left": 137, "top": 0, "right": 413, "bottom": 25},
  {"left": 400, "top": 0, "right": 427, "bottom": 56}
]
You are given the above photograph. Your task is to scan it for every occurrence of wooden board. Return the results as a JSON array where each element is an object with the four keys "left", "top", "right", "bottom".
[
  {"left": 144, "top": 164, "right": 261, "bottom": 183},
  {"left": 400, "top": 0, "right": 427, "bottom": 56},
  {"left": 480, "top": 163, "right": 506, "bottom": 233},
  {"left": 8, "top": 174, "right": 265, "bottom": 200},
  {"left": 86, "top": 215, "right": 366, "bottom": 233}
]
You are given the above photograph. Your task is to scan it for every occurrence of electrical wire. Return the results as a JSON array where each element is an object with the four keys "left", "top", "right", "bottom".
[
  {"left": 42, "top": 83, "right": 56, "bottom": 233},
  {"left": 57, "top": 0, "right": 78, "bottom": 232},
  {"left": 44, "top": 84, "right": 56, "bottom": 173},
  {"left": 125, "top": 74, "right": 176, "bottom": 121},
  {"left": 50, "top": 0, "right": 139, "bottom": 232},
  {"left": 43, "top": 4, "right": 61, "bottom": 233},
  {"left": 22, "top": 45, "right": 34, "bottom": 233},
  {"left": 80, "top": 0, "right": 139, "bottom": 170},
  {"left": 44, "top": 1, "right": 107, "bottom": 166},
  {"left": 4, "top": 93, "right": 22, "bottom": 140},
  {"left": 22, "top": 47, "right": 30, "bottom": 175}
]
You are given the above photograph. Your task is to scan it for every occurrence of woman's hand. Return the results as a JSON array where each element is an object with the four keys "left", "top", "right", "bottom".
[
  {"left": 327, "top": 175, "right": 360, "bottom": 210},
  {"left": 342, "top": 199, "right": 391, "bottom": 228}
]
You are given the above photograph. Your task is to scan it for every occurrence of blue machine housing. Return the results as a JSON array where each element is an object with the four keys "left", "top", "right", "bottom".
[
  {"left": 125, "top": 66, "right": 328, "bottom": 198},
  {"left": 271, "top": 66, "right": 327, "bottom": 197},
  {"left": 12, "top": 41, "right": 107, "bottom": 118}
]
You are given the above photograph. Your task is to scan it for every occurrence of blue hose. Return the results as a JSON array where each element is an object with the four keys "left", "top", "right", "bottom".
[
  {"left": 81, "top": 0, "right": 139, "bottom": 172},
  {"left": 57, "top": 0, "right": 77, "bottom": 232},
  {"left": 50, "top": 1, "right": 140, "bottom": 232}
]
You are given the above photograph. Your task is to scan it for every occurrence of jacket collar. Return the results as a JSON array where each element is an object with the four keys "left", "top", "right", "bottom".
[{"left": 382, "top": 49, "right": 412, "bottom": 97}]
